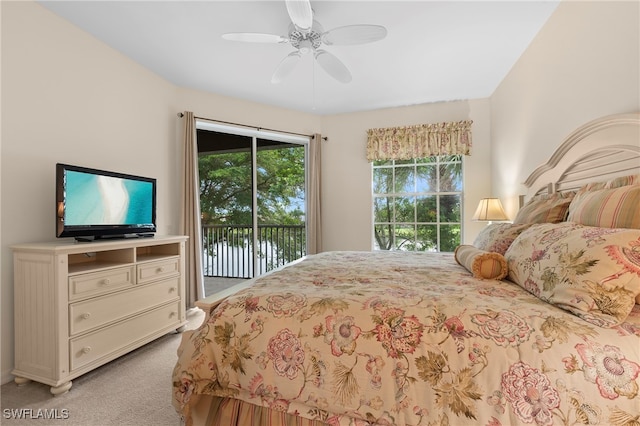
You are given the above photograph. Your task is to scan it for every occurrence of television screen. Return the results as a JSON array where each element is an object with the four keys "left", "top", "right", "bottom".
[{"left": 56, "top": 163, "right": 157, "bottom": 240}]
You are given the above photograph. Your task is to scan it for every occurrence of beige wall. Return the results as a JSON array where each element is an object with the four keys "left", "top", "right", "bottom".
[
  {"left": 491, "top": 0, "right": 640, "bottom": 218},
  {"left": 0, "top": 2, "right": 321, "bottom": 383},
  {"left": 175, "top": 88, "right": 322, "bottom": 138},
  {"left": 1, "top": 1, "right": 174, "bottom": 383},
  {"left": 320, "top": 99, "right": 492, "bottom": 251}
]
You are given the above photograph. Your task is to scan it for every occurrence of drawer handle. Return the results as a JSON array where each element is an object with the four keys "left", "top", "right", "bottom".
[
  {"left": 81, "top": 346, "right": 92, "bottom": 354},
  {"left": 101, "top": 278, "right": 111, "bottom": 285},
  {"left": 81, "top": 312, "right": 91, "bottom": 320},
  {"left": 170, "top": 311, "right": 176, "bottom": 318},
  {"left": 157, "top": 267, "right": 165, "bottom": 273},
  {"left": 169, "top": 287, "right": 176, "bottom": 293}
]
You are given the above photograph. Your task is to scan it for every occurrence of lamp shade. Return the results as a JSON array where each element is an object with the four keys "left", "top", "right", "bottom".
[{"left": 472, "top": 198, "right": 509, "bottom": 221}]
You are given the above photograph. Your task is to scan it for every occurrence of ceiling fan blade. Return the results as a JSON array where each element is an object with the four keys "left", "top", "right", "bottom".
[
  {"left": 314, "top": 49, "right": 352, "bottom": 83},
  {"left": 271, "top": 51, "right": 302, "bottom": 84},
  {"left": 222, "top": 32, "right": 288, "bottom": 43},
  {"left": 322, "top": 25, "right": 387, "bottom": 46},
  {"left": 285, "top": 0, "right": 313, "bottom": 31}
]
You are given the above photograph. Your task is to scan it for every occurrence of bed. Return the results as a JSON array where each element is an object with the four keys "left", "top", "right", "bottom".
[{"left": 173, "top": 113, "right": 640, "bottom": 426}]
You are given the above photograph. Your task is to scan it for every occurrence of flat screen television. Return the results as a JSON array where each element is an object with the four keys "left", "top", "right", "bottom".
[{"left": 56, "top": 163, "right": 157, "bottom": 241}]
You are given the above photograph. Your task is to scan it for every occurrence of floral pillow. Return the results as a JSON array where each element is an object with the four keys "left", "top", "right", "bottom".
[
  {"left": 513, "top": 191, "right": 575, "bottom": 224},
  {"left": 454, "top": 245, "right": 508, "bottom": 280},
  {"left": 473, "top": 223, "right": 532, "bottom": 255},
  {"left": 505, "top": 222, "right": 640, "bottom": 327}
]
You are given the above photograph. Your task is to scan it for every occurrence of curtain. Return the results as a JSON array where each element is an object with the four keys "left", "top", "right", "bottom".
[
  {"left": 307, "top": 133, "right": 323, "bottom": 254},
  {"left": 180, "top": 111, "right": 204, "bottom": 308},
  {"left": 366, "top": 120, "right": 473, "bottom": 161}
]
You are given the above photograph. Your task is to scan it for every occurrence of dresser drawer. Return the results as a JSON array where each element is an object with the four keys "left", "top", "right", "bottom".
[
  {"left": 69, "top": 277, "right": 181, "bottom": 336},
  {"left": 70, "top": 301, "right": 181, "bottom": 371},
  {"left": 68, "top": 266, "right": 135, "bottom": 301},
  {"left": 137, "top": 257, "right": 179, "bottom": 284}
]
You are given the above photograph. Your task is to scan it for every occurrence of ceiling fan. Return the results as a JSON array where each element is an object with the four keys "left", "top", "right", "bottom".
[{"left": 222, "top": 0, "right": 387, "bottom": 84}]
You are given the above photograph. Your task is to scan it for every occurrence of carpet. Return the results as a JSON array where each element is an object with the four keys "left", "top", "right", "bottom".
[{"left": 1, "top": 308, "right": 206, "bottom": 426}]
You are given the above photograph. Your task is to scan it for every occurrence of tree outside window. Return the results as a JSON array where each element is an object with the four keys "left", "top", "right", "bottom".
[{"left": 373, "top": 155, "right": 462, "bottom": 252}]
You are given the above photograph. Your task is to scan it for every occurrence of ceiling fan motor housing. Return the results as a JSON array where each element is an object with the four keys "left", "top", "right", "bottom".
[{"left": 289, "top": 22, "right": 323, "bottom": 53}]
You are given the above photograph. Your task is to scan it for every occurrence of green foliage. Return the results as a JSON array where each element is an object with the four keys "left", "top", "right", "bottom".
[
  {"left": 373, "top": 156, "right": 462, "bottom": 252},
  {"left": 199, "top": 152, "right": 252, "bottom": 224},
  {"left": 255, "top": 147, "right": 306, "bottom": 225},
  {"left": 198, "top": 144, "right": 307, "bottom": 269},
  {"left": 199, "top": 145, "right": 305, "bottom": 226}
]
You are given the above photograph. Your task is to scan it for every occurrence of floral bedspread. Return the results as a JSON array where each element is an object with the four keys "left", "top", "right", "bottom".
[{"left": 173, "top": 251, "right": 640, "bottom": 425}]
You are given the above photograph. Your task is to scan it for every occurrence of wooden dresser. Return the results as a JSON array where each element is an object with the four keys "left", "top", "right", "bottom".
[{"left": 11, "top": 235, "right": 188, "bottom": 395}]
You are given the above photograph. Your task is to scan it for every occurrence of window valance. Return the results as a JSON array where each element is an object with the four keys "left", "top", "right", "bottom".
[{"left": 366, "top": 120, "right": 473, "bottom": 162}]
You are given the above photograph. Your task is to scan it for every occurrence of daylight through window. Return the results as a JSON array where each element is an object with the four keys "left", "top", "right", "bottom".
[{"left": 372, "top": 155, "right": 463, "bottom": 252}]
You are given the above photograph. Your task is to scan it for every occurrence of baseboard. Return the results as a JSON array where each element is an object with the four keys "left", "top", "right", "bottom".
[{"left": 2, "top": 368, "right": 15, "bottom": 385}]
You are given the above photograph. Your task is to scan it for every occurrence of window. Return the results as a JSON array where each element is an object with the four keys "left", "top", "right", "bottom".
[{"left": 372, "top": 155, "right": 463, "bottom": 252}]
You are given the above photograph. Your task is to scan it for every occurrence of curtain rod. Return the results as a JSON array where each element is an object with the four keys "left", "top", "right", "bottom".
[{"left": 177, "top": 112, "right": 327, "bottom": 141}]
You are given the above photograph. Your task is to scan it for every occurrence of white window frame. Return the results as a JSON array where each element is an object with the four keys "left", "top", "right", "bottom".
[{"left": 371, "top": 155, "right": 464, "bottom": 252}]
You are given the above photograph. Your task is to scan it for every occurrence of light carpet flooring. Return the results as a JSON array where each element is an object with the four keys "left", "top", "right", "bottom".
[{"left": 1, "top": 308, "right": 206, "bottom": 426}]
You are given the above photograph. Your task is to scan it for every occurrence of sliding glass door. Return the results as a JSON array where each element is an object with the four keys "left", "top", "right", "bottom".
[
  {"left": 255, "top": 139, "right": 306, "bottom": 275},
  {"left": 197, "top": 121, "right": 308, "bottom": 279}
]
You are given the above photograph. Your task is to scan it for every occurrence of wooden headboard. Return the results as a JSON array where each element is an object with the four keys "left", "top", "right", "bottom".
[{"left": 523, "top": 113, "right": 640, "bottom": 199}]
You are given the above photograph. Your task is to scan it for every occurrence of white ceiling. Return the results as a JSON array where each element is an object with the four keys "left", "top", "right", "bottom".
[{"left": 38, "top": 1, "right": 560, "bottom": 115}]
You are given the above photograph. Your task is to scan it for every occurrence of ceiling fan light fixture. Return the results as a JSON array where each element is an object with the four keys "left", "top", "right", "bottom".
[{"left": 298, "top": 39, "right": 313, "bottom": 55}]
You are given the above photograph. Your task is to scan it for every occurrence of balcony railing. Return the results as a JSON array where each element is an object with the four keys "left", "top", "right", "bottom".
[{"left": 201, "top": 224, "right": 306, "bottom": 278}]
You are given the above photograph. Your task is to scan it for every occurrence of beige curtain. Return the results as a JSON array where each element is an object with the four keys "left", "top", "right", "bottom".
[
  {"left": 307, "top": 134, "right": 323, "bottom": 254},
  {"left": 366, "top": 120, "right": 473, "bottom": 161},
  {"left": 180, "top": 111, "right": 204, "bottom": 308}
]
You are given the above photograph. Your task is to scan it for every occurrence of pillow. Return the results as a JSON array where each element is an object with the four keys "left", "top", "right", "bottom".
[
  {"left": 604, "top": 174, "right": 640, "bottom": 189},
  {"left": 567, "top": 184, "right": 640, "bottom": 229},
  {"left": 505, "top": 222, "right": 640, "bottom": 327},
  {"left": 513, "top": 192, "right": 575, "bottom": 224},
  {"left": 454, "top": 245, "right": 508, "bottom": 280},
  {"left": 473, "top": 223, "right": 532, "bottom": 255},
  {"left": 572, "top": 174, "right": 639, "bottom": 196},
  {"left": 579, "top": 181, "right": 608, "bottom": 192}
]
